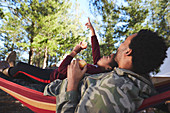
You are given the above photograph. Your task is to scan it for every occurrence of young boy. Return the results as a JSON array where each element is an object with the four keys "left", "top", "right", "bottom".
[
  {"left": 0, "top": 18, "right": 117, "bottom": 83},
  {"left": 50, "top": 18, "right": 117, "bottom": 80}
]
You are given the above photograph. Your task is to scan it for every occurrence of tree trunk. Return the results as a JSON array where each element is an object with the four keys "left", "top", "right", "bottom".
[
  {"left": 42, "top": 46, "right": 48, "bottom": 69},
  {"left": 35, "top": 51, "right": 41, "bottom": 67},
  {"left": 28, "top": 47, "right": 33, "bottom": 65},
  {"left": 28, "top": 35, "right": 34, "bottom": 65}
]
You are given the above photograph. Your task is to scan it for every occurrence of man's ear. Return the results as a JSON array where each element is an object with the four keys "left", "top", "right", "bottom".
[{"left": 125, "top": 48, "right": 132, "bottom": 56}]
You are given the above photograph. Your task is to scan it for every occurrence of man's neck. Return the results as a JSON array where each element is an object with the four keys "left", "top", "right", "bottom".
[{"left": 118, "top": 57, "right": 132, "bottom": 71}]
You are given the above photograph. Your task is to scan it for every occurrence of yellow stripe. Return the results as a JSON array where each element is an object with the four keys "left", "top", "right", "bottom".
[
  {"left": 166, "top": 101, "right": 170, "bottom": 104},
  {"left": 0, "top": 86, "right": 56, "bottom": 111}
]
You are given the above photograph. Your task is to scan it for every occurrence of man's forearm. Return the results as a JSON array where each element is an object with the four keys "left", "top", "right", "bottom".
[{"left": 67, "top": 80, "right": 79, "bottom": 91}]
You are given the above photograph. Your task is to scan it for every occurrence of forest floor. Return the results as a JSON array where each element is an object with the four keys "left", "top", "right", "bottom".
[{"left": 0, "top": 90, "right": 33, "bottom": 113}]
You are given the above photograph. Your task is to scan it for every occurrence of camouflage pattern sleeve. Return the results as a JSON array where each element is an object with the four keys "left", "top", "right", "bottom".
[
  {"left": 43, "top": 79, "right": 79, "bottom": 113},
  {"left": 56, "top": 91, "right": 79, "bottom": 113}
]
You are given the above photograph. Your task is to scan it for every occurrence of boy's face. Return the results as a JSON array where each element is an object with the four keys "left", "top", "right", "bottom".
[{"left": 97, "top": 54, "right": 115, "bottom": 70}]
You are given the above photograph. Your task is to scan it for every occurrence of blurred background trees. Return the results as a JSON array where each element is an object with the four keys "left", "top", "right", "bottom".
[
  {"left": 0, "top": 0, "right": 169, "bottom": 68},
  {"left": 89, "top": 0, "right": 169, "bottom": 56},
  {"left": 0, "top": 0, "right": 85, "bottom": 68}
]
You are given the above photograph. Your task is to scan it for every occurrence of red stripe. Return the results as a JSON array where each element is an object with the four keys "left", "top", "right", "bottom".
[
  {"left": 14, "top": 97, "right": 55, "bottom": 113},
  {"left": 0, "top": 77, "right": 56, "bottom": 103},
  {"left": 13, "top": 71, "right": 51, "bottom": 83},
  {"left": 137, "top": 91, "right": 170, "bottom": 111}
]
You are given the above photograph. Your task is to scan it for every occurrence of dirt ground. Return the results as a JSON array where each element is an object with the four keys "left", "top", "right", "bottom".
[{"left": 0, "top": 90, "right": 33, "bottom": 113}]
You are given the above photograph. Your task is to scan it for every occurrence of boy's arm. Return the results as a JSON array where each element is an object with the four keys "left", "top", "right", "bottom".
[
  {"left": 57, "top": 43, "right": 87, "bottom": 79},
  {"left": 85, "top": 18, "right": 101, "bottom": 65},
  {"left": 91, "top": 35, "right": 101, "bottom": 65}
]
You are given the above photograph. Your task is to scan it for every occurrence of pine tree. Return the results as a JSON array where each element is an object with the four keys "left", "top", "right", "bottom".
[{"left": 0, "top": 0, "right": 85, "bottom": 67}]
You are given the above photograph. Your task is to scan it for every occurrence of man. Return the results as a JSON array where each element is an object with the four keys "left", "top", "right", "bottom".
[{"left": 44, "top": 29, "right": 167, "bottom": 113}]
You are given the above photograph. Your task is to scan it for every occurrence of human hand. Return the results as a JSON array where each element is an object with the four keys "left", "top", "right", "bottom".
[
  {"left": 85, "top": 17, "right": 95, "bottom": 36},
  {"left": 67, "top": 59, "right": 87, "bottom": 91},
  {"left": 85, "top": 17, "right": 93, "bottom": 30},
  {"left": 73, "top": 40, "right": 87, "bottom": 53},
  {"left": 80, "top": 40, "right": 87, "bottom": 49},
  {"left": 79, "top": 60, "right": 87, "bottom": 69},
  {"left": 73, "top": 44, "right": 81, "bottom": 53}
]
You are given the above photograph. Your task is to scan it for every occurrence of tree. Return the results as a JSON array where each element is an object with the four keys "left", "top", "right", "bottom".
[
  {"left": 0, "top": 0, "right": 85, "bottom": 67},
  {"left": 88, "top": 0, "right": 170, "bottom": 58},
  {"left": 0, "top": 8, "right": 4, "bottom": 19}
]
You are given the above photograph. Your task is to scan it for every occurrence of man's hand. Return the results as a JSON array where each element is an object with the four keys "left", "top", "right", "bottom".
[
  {"left": 85, "top": 17, "right": 95, "bottom": 36},
  {"left": 67, "top": 59, "right": 87, "bottom": 91}
]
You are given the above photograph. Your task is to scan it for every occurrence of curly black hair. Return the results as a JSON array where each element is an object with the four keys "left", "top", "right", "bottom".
[{"left": 129, "top": 29, "right": 168, "bottom": 75}]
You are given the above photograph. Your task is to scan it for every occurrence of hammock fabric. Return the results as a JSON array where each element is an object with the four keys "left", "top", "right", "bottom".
[
  {"left": 0, "top": 73, "right": 56, "bottom": 113},
  {"left": 0, "top": 73, "right": 169, "bottom": 113}
]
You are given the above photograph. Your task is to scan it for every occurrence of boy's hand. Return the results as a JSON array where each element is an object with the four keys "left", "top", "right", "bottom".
[
  {"left": 80, "top": 40, "right": 87, "bottom": 49},
  {"left": 85, "top": 17, "right": 93, "bottom": 30},
  {"left": 73, "top": 40, "right": 87, "bottom": 53},
  {"left": 73, "top": 44, "right": 81, "bottom": 53},
  {"left": 85, "top": 18, "right": 95, "bottom": 36}
]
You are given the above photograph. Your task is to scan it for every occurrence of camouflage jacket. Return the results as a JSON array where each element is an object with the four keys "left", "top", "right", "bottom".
[{"left": 44, "top": 67, "right": 157, "bottom": 113}]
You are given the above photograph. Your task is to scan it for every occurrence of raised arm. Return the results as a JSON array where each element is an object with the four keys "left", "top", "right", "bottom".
[{"left": 85, "top": 18, "right": 101, "bottom": 65}]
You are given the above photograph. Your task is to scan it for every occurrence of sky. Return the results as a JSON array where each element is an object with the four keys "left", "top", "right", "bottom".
[
  {"left": 77, "top": 0, "right": 91, "bottom": 22},
  {"left": 74, "top": 0, "right": 99, "bottom": 33},
  {"left": 155, "top": 47, "right": 170, "bottom": 77}
]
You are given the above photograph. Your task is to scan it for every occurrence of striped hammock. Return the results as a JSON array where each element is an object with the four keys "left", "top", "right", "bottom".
[{"left": 0, "top": 73, "right": 169, "bottom": 113}]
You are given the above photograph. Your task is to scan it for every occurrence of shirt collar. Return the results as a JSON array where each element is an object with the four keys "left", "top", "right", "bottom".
[{"left": 114, "top": 67, "right": 153, "bottom": 86}]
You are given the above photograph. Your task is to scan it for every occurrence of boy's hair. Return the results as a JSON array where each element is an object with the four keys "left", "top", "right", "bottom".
[{"left": 129, "top": 29, "right": 167, "bottom": 75}]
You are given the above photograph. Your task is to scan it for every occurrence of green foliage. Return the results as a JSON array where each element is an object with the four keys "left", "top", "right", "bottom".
[
  {"left": 0, "top": 0, "right": 85, "bottom": 67},
  {"left": 0, "top": 8, "right": 4, "bottom": 19}
]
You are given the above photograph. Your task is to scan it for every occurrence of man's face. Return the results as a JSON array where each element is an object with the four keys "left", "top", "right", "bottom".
[{"left": 115, "top": 33, "right": 137, "bottom": 63}]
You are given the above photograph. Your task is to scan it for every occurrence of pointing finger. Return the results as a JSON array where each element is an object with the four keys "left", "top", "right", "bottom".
[{"left": 88, "top": 17, "right": 91, "bottom": 24}]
